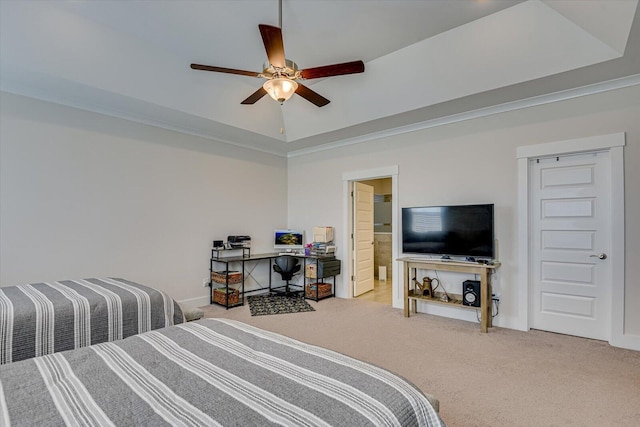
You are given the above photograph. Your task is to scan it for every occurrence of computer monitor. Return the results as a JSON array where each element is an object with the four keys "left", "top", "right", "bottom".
[{"left": 274, "top": 229, "right": 304, "bottom": 251}]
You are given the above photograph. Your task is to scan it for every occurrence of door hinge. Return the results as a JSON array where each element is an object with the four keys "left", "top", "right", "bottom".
[
  {"left": 351, "top": 275, "right": 356, "bottom": 281},
  {"left": 351, "top": 191, "right": 354, "bottom": 197}
]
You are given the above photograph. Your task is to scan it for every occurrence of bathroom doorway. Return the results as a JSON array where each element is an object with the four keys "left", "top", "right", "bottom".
[{"left": 356, "top": 177, "right": 393, "bottom": 305}]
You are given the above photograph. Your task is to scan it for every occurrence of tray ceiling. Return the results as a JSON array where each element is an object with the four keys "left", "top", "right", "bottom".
[{"left": 1, "top": 0, "right": 639, "bottom": 156}]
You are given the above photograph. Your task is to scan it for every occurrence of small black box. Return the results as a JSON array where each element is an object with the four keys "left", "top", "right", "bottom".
[
  {"left": 306, "top": 258, "right": 341, "bottom": 279},
  {"left": 462, "top": 280, "right": 481, "bottom": 307}
]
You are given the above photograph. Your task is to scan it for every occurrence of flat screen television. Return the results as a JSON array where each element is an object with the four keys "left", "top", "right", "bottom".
[
  {"left": 274, "top": 229, "right": 304, "bottom": 251},
  {"left": 402, "top": 204, "right": 494, "bottom": 258}
]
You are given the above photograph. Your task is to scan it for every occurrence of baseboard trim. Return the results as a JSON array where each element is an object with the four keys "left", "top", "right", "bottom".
[
  {"left": 610, "top": 334, "right": 640, "bottom": 351},
  {"left": 177, "top": 295, "right": 210, "bottom": 308}
]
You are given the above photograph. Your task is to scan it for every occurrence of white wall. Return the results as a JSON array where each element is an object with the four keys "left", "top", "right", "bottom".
[
  {"left": 0, "top": 93, "right": 288, "bottom": 305},
  {"left": 2, "top": 84, "right": 639, "bottom": 344},
  {"left": 287, "top": 84, "right": 640, "bottom": 340}
]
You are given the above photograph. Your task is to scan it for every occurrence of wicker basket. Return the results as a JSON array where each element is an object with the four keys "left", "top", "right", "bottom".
[
  {"left": 213, "top": 288, "right": 240, "bottom": 305},
  {"left": 305, "top": 282, "right": 332, "bottom": 299},
  {"left": 211, "top": 270, "right": 242, "bottom": 285}
]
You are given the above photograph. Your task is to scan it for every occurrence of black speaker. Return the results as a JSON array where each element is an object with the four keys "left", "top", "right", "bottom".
[{"left": 462, "top": 280, "right": 481, "bottom": 307}]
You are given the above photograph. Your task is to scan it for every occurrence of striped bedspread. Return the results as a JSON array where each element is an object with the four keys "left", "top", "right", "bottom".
[
  {"left": 0, "top": 278, "right": 184, "bottom": 364},
  {"left": 0, "top": 318, "right": 445, "bottom": 427}
]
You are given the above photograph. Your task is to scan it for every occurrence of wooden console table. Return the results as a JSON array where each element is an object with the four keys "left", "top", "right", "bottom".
[{"left": 398, "top": 257, "right": 500, "bottom": 332}]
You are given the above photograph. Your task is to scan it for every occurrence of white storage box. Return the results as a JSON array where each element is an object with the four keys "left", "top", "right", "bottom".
[{"left": 313, "top": 226, "right": 334, "bottom": 243}]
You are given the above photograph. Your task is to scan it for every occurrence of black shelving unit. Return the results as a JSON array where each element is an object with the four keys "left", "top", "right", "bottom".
[
  {"left": 303, "top": 256, "right": 340, "bottom": 301},
  {"left": 209, "top": 247, "right": 250, "bottom": 309}
]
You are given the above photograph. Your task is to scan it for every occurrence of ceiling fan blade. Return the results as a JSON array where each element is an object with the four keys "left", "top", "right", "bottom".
[
  {"left": 300, "top": 60, "right": 365, "bottom": 80},
  {"left": 259, "top": 24, "right": 286, "bottom": 69},
  {"left": 241, "top": 87, "right": 268, "bottom": 105},
  {"left": 295, "top": 84, "right": 330, "bottom": 107},
  {"left": 191, "top": 64, "right": 260, "bottom": 77}
]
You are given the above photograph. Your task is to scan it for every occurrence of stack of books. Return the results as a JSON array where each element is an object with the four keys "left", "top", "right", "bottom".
[{"left": 308, "top": 241, "right": 336, "bottom": 256}]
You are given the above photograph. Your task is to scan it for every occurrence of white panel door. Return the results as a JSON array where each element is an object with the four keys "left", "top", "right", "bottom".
[
  {"left": 531, "top": 152, "right": 611, "bottom": 340},
  {"left": 353, "top": 182, "right": 374, "bottom": 296}
]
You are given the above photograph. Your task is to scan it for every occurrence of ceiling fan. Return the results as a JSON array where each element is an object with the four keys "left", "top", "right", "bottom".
[{"left": 190, "top": 1, "right": 364, "bottom": 107}]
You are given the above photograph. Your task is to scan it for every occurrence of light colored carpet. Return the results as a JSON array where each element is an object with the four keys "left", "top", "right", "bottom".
[{"left": 200, "top": 297, "right": 640, "bottom": 427}]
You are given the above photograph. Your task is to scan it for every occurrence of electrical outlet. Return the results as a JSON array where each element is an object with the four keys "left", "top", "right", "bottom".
[
  {"left": 492, "top": 293, "right": 500, "bottom": 302},
  {"left": 202, "top": 277, "right": 209, "bottom": 287}
]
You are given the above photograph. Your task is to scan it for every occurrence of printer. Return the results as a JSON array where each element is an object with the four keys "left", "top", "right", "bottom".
[{"left": 227, "top": 235, "right": 251, "bottom": 248}]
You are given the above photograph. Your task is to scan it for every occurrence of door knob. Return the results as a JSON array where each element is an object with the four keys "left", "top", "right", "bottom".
[{"left": 590, "top": 253, "right": 607, "bottom": 260}]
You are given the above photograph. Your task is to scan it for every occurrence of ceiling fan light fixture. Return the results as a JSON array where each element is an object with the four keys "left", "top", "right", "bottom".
[{"left": 263, "top": 77, "right": 298, "bottom": 104}]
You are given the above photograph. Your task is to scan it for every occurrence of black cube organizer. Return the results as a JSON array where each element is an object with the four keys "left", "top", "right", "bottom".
[{"left": 305, "top": 257, "right": 341, "bottom": 301}]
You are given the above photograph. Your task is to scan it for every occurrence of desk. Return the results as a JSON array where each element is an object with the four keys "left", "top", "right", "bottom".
[
  {"left": 209, "top": 252, "right": 339, "bottom": 308},
  {"left": 398, "top": 257, "right": 500, "bottom": 332}
]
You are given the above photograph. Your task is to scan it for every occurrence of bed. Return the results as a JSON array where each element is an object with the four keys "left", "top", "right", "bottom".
[
  {"left": 0, "top": 278, "right": 184, "bottom": 364},
  {"left": 0, "top": 318, "right": 445, "bottom": 426}
]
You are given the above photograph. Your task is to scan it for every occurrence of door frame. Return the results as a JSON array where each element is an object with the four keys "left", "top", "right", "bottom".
[
  {"left": 342, "top": 166, "right": 399, "bottom": 306},
  {"left": 516, "top": 132, "right": 635, "bottom": 349}
]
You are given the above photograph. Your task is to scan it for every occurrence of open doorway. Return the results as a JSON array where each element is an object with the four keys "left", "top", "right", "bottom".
[
  {"left": 342, "top": 166, "right": 399, "bottom": 307},
  {"left": 355, "top": 177, "right": 393, "bottom": 304}
]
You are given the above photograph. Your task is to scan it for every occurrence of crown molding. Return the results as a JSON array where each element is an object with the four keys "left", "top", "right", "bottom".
[{"left": 287, "top": 73, "right": 640, "bottom": 158}]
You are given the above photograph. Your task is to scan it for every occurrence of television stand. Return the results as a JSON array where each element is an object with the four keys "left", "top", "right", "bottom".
[{"left": 398, "top": 257, "right": 500, "bottom": 332}]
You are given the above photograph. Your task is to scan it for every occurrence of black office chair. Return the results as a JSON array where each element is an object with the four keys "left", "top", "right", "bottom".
[{"left": 272, "top": 256, "right": 302, "bottom": 296}]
